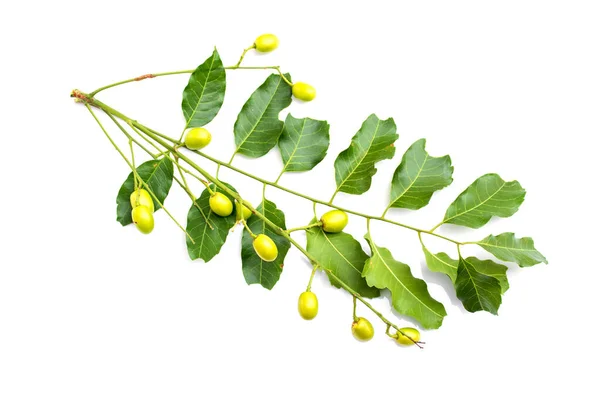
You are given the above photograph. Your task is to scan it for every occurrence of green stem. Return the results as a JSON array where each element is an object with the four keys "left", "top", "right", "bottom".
[
  {"left": 85, "top": 104, "right": 195, "bottom": 244},
  {"left": 430, "top": 222, "right": 443, "bottom": 232},
  {"left": 241, "top": 218, "right": 257, "bottom": 238},
  {"left": 88, "top": 65, "right": 289, "bottom": 97},
  {"left": 352, "top": 296, "right": 358, "bottom": 322},
  {"left": 234, "top": 45, "right": 256, "bottom": 67},
  {"left": 81, "top": 93, "right": 462, "bottom": 246},
  {"left": 381, "top": 204, "right": 392, "bottom": 218},
  {"left": 306, "top": 262, "right": 318, "bottom": 291},
  {"left": 285, "top": 222, "right": 322, "bottom": 234}
]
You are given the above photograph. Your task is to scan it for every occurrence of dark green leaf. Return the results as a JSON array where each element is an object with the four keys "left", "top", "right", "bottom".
[
  {"left": 333, "top": 114, "right": 398, "bottom": 195},
  {"left": 475, "top": 233, "right": 547, "bottom": 267},
  {"left": 116, "top": 158, "right": 174, "bottom": 226},
  {"left": 278, "top": 114, "right": 330, "bottom": 172},
  {"left": 455, "top": 256, "right": 503, "bottom": 314},
  {"left": 241, "top": 199, "right": 290, "bottom": 289},
  {"left": 306, "top": 220, "right": 379, "bottom": 298},
  {"left": 388, "top": 139, "right": 453, "bottom": 210},
  {"left": 182, "top": 49, "right": 226, "bottom": 128},
  {"left": 234, "top": 73, "right": 292, "bottom": 158},
  {"left": 442, "top": 173, "right": 526, "bottom": 229},
  {"left": 364, "top": 234, "right": 446, "bottom": 329},
  {"left": 422, "top": 248, "right": 509, "bottom": 294},
  {"left": 186, "top": 183, "right": 237, "bottom": 262}
]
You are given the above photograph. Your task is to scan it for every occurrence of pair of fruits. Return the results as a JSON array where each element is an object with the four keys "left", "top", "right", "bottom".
[
  {"left": 254, "top": 34, "right": 316, "bottom": 102},
  {"left": 208, "top": 191, "right": 279, "bottom": 262},
  {"left": 131, "top": 188, "right": 155, "bottom": 234}
]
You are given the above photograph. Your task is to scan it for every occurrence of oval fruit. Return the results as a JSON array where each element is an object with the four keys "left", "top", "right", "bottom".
[
  {"left": 209, "top": 192, "right": 233, "bottom": 217},
  {"left": 131, "top": 205, "right": 154, "bottom": 234},
  {"left": 130, "top": 188, "right": 154, "bottom": 213},
  {"left": 185, "top": 128, "right": 212, "bottom": 150},
  {"left": 320, "top": 210, "right": 348, "bottom": 233},
  {"left": 395, "top": 327, "right": 420, "bottom": 346},
  {"left": 351, "top": 317, "right": 374, "bottom": 341},
  {"left": 253, "top": 234, "right": 278, "bottom": 262},
  {"left": 236, "top": 200, "right": 252, "bottom": 221},
  {"left": 254, "top": 34, "right": 279, "bottom": 52},
  {"left": 298, "top": 291, "right": 318, "bottom": 320},
  {"left": 292, "top": 82, "right": 316, "bottom": 102}
]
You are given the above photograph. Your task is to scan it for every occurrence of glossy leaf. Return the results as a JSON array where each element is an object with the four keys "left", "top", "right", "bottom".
[
  {"left": 186, "top": 183, "right": 237, "bottom": 262},
  {"left": 442, "top": 173, "right": 526, "bottom": 229},
  {"left": 306, "top": 220, "right": 379, "bottom": 298},
  {"left": 455, "top": 256, "right": 503, "bottom": 314},
  {"left": 364, "top": 234, "right": 446, "bottom": 329},
  {"left": 278, "top": 114, "right": 330, "bottom": 172},
  {"left": 182, "top": 49, "right": 226, "bottom": 128},
  {"left": 388, "top": 139, "right": 453, "bottom": 210},
  {"left": 476, "top": 233, "right": 547, "bottom": 267},
  {"left": 333, "top": 114, "right": 398, "bottom": 195},
  {"left": 241, "top": 199, "right": 290, "bottom": 290},
  {"left": 234, "top": 73, "right": 292, "bottom": 158},
  {"left": 116, "top": 158, "right": 174, "bottom": 226}
]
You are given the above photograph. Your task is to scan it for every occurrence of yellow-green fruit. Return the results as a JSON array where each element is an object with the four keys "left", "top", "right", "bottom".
[
  {"left": 395, "top": 327, "right": 420, "bottom": 346},
  {"left": 131, "top": 205, "right": 154, "bottom": 234},
  {"left": 254, "top": 34, "right": 279, "bottom": 52},
  {"left": 320, "top": 210, "right": 348, "bottom": 233},
  {"left": 298, "top": 291, "right": 318, "bottom": 320},
  {"left": 185, "top": 128, "right": 212, "bottom": 150},
  {"left": 130, "top": 188, "right": 154, "bottom": 213},
  {"left": 292, "top": 82, "right": 316, "bottom": 102},
  {"left": 236, "top": 201, "right": 252, "bottom": 221},
  {"left": 253, "top": 234, "right": 278, "bottom": 262},
  {"left": 209, "top": 192, "right": 233, "bottom": 217},
  {"left": 352, "top": 317, "right": 374, "bottom": 342}
]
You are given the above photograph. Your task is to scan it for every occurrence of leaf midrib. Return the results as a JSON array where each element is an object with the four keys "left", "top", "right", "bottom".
[
  {"left": 186, "top": 53, "right": 218, "bottom": 127},
  {"left": 444, "top": 180, "right": 507, "bottom": 224},
  {"left": 235, "top": 75, "right": 285, "bottom": 153},
  {"left": 320, "top": 231, "right": 361, "bottom": 275},
  {"left": 389, "top": 153, "right": 429, "bottom": 207},
  {"left": 336, "top": 119, "right": 381, "bottom": 191},
  {"left": 281, "top": 118, "right": 307, "bottom": 172}
]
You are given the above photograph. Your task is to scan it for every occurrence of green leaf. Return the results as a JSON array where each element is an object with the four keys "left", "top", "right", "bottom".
[
  {"left": 422, "top": 246, "right": 458, "bottom": 282},
  {"left": 241, "top": 199, "right": 290, "bottom": 290},
  {"left": 364, "top": 234, "right": 446, "bottom": 329},
  {"left": 455, "top": 256, "right": 503, "bottom": 314},
  {"left": 388, "top": 139, "right": 453, "bottom": 210},
  {"left": 186, "top": 183, "right": 237, "bottom": 262},
  {"left": 116, "top": 158, "right": 174, "bottom": 226},
  {"left": 306, "top": 220, "right": 379, "bottom": 298},
  {"left": 333, "top": 114, "right": 398, "bottom": 195},
  {"left": 182, "top": 49, "right": 226, "bottom": 128},
  {"left": 422, "top": 248, "right": 509, "bottom": 293},
  {"left": 278, "top": 114, "right": 330, "bottom": 172},
  {"left": 475, "top": 233, "right": 547, "bottom": 267},
  {"left": 234, "top": 73, "right": 293, "bottom": 158},
  {"left": 441, "top": 173, "right": 526, "bottom": 229}
]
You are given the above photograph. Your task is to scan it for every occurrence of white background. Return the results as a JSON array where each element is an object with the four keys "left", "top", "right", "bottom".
[{"left": 1, "top": 1, "right": 599, "bottom": 398}]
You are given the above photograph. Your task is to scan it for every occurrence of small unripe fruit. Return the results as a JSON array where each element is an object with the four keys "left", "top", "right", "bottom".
[
  {"left": 395, "top": 327, "right": 420, "bottom": 346},
  {"left": 254, "top": 34, "right": 279, "bottom": 52},
  {"left": 185, "top": 128, "right": 212, "bottom": 150},
  {"left": 131, "top": 205, "right": 154, "bottom": 234},
  {"left": 236, "top": 200, "right": 252, "bottom": 221},
  {"left": 130, "top": 188, "right": 154, "bottom": 213},
  {"left": 292, "top": 82, "right": 316, "bottom": 102},
  {"left": 298, "top": 291, "right": 318, "bottom": 320},
  {"left": 253, "top": 234, "right": 278, "bottom": 262},
  {"left": 352, "top": 317, "right": 374, "bottom": 341},
  {"left": 320, "top": 210, "right": 348, "bottom": 233},
  {"left": 209, "top": 192, "right": 233, "bottom": 217}
]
